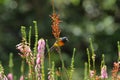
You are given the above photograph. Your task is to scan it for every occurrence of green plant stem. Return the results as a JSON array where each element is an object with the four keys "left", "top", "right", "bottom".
[
  {"left": 28, "top": 26, "right": 32, "bottom": 46},
  {"left": 41, "top": 57, "right": 45, "bottom": 80},
  {"left": 58, "top": 48, "right": 64, "bottom": 69},
  {"left": 51, "top": 0, "right": 55, "bottom": 13},
  {"left": 89, "top": 38, "right": 95, "bottom": 70},
  {"left": 117, "top": 41, "right": 120, "bottom": 61},
  {"left": 33, "top": 21, "right": 38, "bottom": 56},
  {"left": 84, "top": 62, "right": 88, "bottom": 80},
  {"left": 101, "top": 54, "right": 105, "bottom": 69},
  {"left": 21, "top": 59, "right": 25, "bottom": 76},
  {"left": 70, "top": 48, "right": 76, "bottom": 80},
  {"left": 52, "top": 61, "right": 55, "bottom": 80},
  {"left": 46, "top": 39, "right": 51, "bottom": 68},
  {"left": 21, "top": 26, "right": 27, "bottom": 41},
  {"left": 87, "top": 48, "right": 90, "bottom": 75},
  {"left": 9, "top": 53, "right": 14, "bottom": 73},
  {"left": 28, "top": 63, "right": 32, "bottom": 80},
  {"left": 57, "top": 48, "right": 69, "bottom": 80},
  {"left": 28, "top": 61, "right": 35, "bottom": 80}
]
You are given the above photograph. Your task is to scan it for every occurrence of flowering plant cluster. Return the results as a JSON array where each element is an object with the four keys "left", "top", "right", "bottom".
[{"left": 0, "top": 12, "right": 120, "bottom": 80}]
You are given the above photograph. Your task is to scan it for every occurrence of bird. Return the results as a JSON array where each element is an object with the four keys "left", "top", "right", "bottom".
[{"left": 48, "top": 36, "right": 68, "bottom": 53}]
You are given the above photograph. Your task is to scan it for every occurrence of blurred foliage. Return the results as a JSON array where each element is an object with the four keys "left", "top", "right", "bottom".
[{"left": 0, "top": 0, "right": 120, "bottom": 78}]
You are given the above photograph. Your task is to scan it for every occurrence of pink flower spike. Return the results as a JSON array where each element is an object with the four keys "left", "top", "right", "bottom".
[
  {"left": 20, "top": 75, "right": 24, "bottom": 80},
  {"left": 36, "top": 57, "right": 41, "bottom": 65},
  {"left": 7, "top": 73, "right": 13, "bottom": 80},
  {"left": 38, "top": 38, "right": 45, "bottom": 54},
  {"left": 38, "top": 38, "right": 45, "bottom": 47},
  {"left": 0, "top": 74, "right": 8, "bottom": 80},
  {"left": 16, "top": 43, "right": 31, "bottom": 53},
  {"left": 101, "top": 65, "right": 108, "bottom": 79},
  {"left": 37, "top": 53, "right": 41, "bottom": 58},
  {"left": 90, "top": 70, "right": 95, "bottom": 78}
]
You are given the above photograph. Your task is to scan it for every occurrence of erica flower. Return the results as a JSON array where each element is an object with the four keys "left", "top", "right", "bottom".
[
  {"left": 7, "top": 73, "right": 13, "bottom": 80},
  {"left": 36, "top": 38, "right": 45, "bottom": 65},
  {"left": 48, "top": 70, "right": 53, "bottom": 80},
  {"left": 0, "top": 74, "right": 8, "bottom": 80},
  {"left": 0, "top": 72, "right": 8, "bottom": 80},
  {"left": 36, "top": 52, "right": 43, "bottom": 65},
  {"left": 16, "top": 41, "right": 32, "bottom": 59},
  {"left": 19, "top": 75, "right": 24, "bottom": 80},
  {"left": 38, "top": 38, "right": 45, "bottom": 54},
  {"left": 90, "top": 70, "right": 95, "bottom": 78},
  {"left": 35, "top": 38, "right": 45, "bottom": 80},
  {"left": 16, "top": 43, "right": 31, "bottom": 54},
  {"left": 0, "top": 64, "right": 8, "bottom": 80},
  {"left": 101, "top": 65, "right": 108, "bottom": 79}
]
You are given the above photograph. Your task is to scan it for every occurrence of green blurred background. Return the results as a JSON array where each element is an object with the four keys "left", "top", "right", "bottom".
[{"left": 0, "top": 0, "right": 120, "bottom": 79}]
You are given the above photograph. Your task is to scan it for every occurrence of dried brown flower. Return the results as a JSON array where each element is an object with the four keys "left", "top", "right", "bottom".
[
  {"left": 95, "top": 76, "right": 100, "bottom": 80},
  {"left": 112, "top": 62, "right": 119, "bottom": 80},
  {"left": 50, "top": 13, "right": 61, "bottom": 39}
]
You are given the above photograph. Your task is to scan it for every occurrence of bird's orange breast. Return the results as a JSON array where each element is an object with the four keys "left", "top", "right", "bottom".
[{"left": 54, "top": 40, "right": 65, "bottom": 47}]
